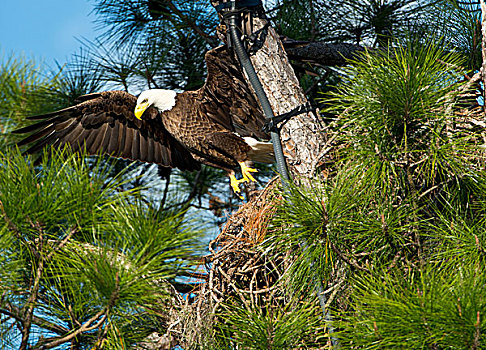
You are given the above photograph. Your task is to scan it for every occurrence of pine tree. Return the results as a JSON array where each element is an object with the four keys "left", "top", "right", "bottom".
[{"left": 1, "top": 0, "right": 485, "bottom": 349}]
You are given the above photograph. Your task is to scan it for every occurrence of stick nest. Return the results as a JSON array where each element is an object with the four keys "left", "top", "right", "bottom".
[{"left": 178, "top": 178, "right": 290, "bottom": 346}]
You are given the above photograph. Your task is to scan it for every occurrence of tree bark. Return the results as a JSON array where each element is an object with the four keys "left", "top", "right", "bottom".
[
  {"left": 247, "top": 20, "right": 328, "bottom": 178},
  {"left": 283, "top": 39, "right": 366, "bottom": 66}
]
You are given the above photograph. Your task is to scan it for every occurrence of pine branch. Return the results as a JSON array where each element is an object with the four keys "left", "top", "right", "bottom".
[
  {"left": 0, "top": 302, "right": 69, "bottom": 336},
  {"left": 164, "top": 0, "right": 219, "bottom": 47},
  {"left": 33, "top": 308, "right": 108, "bottom": 349},
  {"left": 20, "top": 222, "right": 45, "bottom": 350},
  {"left": 33, "top": 275, "right": 120, "bottom": 350}
]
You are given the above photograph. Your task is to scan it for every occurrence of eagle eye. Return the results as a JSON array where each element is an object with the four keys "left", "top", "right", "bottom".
[{"left": 141, "top": 98, "right": 148, "bottom": 104}]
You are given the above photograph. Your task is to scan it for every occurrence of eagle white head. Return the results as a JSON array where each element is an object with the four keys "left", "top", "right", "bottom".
[{"left": 134, "top": 89, "right": 177, "bottom": 120}]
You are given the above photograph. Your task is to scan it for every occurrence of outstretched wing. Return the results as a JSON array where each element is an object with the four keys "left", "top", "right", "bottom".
[
  {"left": 198, "top": 46, "right": 269, "bottom": 140},
  {"left": 13, "top": 90, "right": 199, "bottom": 171}
]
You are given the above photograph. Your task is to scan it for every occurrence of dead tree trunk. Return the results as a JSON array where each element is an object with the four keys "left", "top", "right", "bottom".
[{"left": 247, "top": 21, "right": 327, "bottom": 178}]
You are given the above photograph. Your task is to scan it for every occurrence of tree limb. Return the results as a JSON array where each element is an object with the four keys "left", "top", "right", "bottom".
[
  {"left": 282, "top": 38, "right": 366, "bottom": 66},
  {"left": 164, "top": 0, "right": 219, "bottom": 48},
  {"left": 33, "top": 308, "right": 108, "bottom": 349},
  {"left": 33, "top": 273, "right": 120, "bottom": 349},
  {"left": 20, "top": 223, "right": 45, "bottom": 350},
  {"left": 0, "top": 302, "right": 69, "bottom": 335}
]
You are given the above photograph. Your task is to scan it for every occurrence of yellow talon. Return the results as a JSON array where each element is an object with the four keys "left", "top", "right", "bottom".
[
  {"left": 230, "top": 173, "right": 245, "bottom": 199},
  {"left": 239, "top": 161, "right": 258, "bottom": 183}
]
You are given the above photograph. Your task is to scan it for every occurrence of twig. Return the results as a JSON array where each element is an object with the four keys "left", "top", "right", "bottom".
[
  {"left": 0, "top": 303, "right": 69, "bottom": 335},
  {"left": 46, "top": 226, "right": 78, "bottom": 260},
  {"left": 217, "top": 266, "right": 250, "bottom": 310},
  {"left": 20, "top": 224, "right": 45, "bottom": 350},
  {"left": 329, "top": 241, "right": 369, "bottom": 272},
  {"left": 34, "top": 308, "right": 108, "bottom": 349},
  {"left": 481, "top": 0, "right": 486, "bottom": 114}
]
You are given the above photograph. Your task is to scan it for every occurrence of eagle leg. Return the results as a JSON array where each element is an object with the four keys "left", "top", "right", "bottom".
[
  {"left": 239, "top": 161, "right": 258, "bottom": 183},
  {"left": 230, "top": 172, "right": 245, "bottom": 199}
]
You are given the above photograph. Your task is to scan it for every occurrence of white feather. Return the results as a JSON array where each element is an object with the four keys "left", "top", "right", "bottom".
[
  {"left": 137, "top": 89, "right": 177, "bottom": 112},
  {"left": 243, "top": 137, "right": 275, "bottom": 163}
]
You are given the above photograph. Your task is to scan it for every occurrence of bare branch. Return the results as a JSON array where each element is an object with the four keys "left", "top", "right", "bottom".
[
  {"left": 18, "top": 219, "right": 63, "bottom": 349},
  {"left": 20, "top": 233, "right": 44, "bottom": 350},
  {"left": 33, "top": 272, "right": 120, "bottom": 349},
  {"left": 0, "top": 302, "right": 69, "bottom": 335},
  {"left": 46, "top": 226, "right": 78, "bottom": 261},
  {"left": 34, "top": 308, "right": 108, "bottom": 349},
  {"left": 165, "top": 0, "right": 219, "bottom": 48},
  {"left": 283, "top": 39, "right": 366, "bottom": 66}
]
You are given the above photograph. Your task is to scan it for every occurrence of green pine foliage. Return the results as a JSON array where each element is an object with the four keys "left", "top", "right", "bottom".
[
  {"left": 261, "top": 38, "right": 486, "bottom": 349},
  {"left": 215, "top": 297, "right": 327, "bottom": 349},
  {"left": 273, "top": 0, "right": 321, "bottom": 41},
  {"left": 328, "top": 41, "right": 465, "bottom": 169},
  {"left": 0, "top": 148, "right": 202, "bottom": 348},
  {"left": 0, "top": 55, "right": 64, "bottom": 152},
  {"left": 338, "top": 264, "right": 484, "bottom": 348},
  {"left": 428, "top": 0, "right": 482, "bottom": 74},
  {"left": 0, "top": 55, "right": 61, "bottom": 121}
]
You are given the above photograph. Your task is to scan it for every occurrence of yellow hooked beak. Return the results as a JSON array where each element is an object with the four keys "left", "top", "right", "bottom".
[{"left": 134, "top": 102, "right": 149, "bottom": 120}]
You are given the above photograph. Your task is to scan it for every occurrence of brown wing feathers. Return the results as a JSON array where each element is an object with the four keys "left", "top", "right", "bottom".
[
  {"left": 201, "top": 46, "right": 268, "bottom": 140},
  {"left": 13, "top": 91, "right": 199, "bottom": 171},
  {"left": 14, "top": 46, "right": 269, "bottom": 175}
]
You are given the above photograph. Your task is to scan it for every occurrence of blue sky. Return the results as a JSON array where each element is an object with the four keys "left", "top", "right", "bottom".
[{"left": 0, "top": 0, "right": 97, "bottom": 65}]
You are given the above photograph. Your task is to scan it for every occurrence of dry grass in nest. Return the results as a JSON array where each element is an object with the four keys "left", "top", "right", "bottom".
[{"left": 216, "top": 176, "right": 281, "bottom": 244}]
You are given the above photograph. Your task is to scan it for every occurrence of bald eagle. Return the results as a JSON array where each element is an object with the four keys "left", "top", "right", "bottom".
[{"left": 13, "top": 46, "right": 274, "bottom": 195}]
